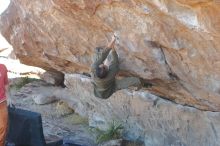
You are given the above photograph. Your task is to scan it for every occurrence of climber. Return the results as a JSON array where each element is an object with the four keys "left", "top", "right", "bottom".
[{"left": 91, "top": 35, "right": 142, "bottom": 99}]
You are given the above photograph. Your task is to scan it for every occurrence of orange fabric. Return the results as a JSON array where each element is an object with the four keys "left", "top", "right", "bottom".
[{"left": 0, "top": 101, "right": 8, "bottom": 146}]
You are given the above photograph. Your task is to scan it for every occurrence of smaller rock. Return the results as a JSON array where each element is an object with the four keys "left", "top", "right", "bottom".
[
  {"left": 98, "top": 139, "right": 122, "bottom": 146},
  {"left": 40, "top": 71, "right": 64, "bottom": 86},
  {"left": 63, "top": 135, "right": 96, "bottom": 146},
  {"left": 32, "top": 94, "right": 57, "bottom": 105},
  {"left": 32, "top": 86, "right": 62, "bottom": 105}
]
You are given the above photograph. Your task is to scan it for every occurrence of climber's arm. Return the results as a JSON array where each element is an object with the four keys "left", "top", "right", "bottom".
[
  {"left": 107, "top": 35, "right": 116, "bottom": 49},
  {"left": 91, "top": 35, "right": 116, "bottom": 72},
  {"left": 106, "top": 49, "right": 119, "bottom": 78},
  {"left": 96, "top": 35, "right": 116, "bottom": 64},
  {"left": 91, "top": 48, "right": 112, "bottom": 76}
]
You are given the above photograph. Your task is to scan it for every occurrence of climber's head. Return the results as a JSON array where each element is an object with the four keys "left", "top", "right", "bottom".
[
  {"left": 95, "top": 47, "right": 103, "bottom": 53},
  {"left": 96, "top": 64, "right": 108, "bottom": 79}
]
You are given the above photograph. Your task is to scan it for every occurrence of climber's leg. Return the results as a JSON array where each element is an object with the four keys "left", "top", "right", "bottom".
[{"left": 115, "top": 77, "right": 141, "bottom": 91}]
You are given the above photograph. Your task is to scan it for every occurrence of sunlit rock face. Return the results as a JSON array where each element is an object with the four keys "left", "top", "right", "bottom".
[
  {"left": 62, "top": 74, "right": 220, "bottom": 146},
  {"left": 1, "top": 0, "right": 220, "bottom": 111}
]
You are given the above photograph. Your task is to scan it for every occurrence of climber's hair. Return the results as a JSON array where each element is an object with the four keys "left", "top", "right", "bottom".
[
  {"left": 95, "top": 47, "right": 104, "bottom": 53},
  {"left": 96, "top": 64, "right": 108, "bottom": 79}
]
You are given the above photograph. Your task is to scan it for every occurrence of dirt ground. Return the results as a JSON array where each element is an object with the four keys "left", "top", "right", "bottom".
[
  {"left": 9, "top": 79, "right": 97, "bottom": 146},
  {"left": 0, "top": 53, "right": 96, "bottom": 145}
]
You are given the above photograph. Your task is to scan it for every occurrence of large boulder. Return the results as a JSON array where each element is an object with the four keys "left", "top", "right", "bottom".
[
  {"left": 56, "top": 74, "right": 220, "bottom": 146},
  {"left": 1, "top": 0, "right": 220, "bottom": 111}
]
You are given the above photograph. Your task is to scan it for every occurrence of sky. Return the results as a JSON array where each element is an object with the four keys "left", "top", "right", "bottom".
[
  {"left": 0, "top": 0, "right": 10, "bottom": 14},
  {"left": 0, "top": 0, "right": 45, "bottom": 75},
  {"left": 0, "top": 0, "right": 11, "bottom": 48}
]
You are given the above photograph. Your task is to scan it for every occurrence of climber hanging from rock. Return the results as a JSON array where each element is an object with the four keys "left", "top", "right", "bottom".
[{"left": 91, "top": 34, "right": 142, "bottom": 99}]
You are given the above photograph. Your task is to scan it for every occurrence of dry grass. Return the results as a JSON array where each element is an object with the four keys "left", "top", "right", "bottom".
[
  {"left": 66, "top": 114, "right": 89, "bottom": 125},
  {"left": 55, "top": 101, "right": 74, "bottom": 117},
  {"left": 10, "top": 77, "right": 39, "bottom": 90}
]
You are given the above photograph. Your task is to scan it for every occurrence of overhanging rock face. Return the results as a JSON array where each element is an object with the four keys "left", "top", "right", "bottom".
[
  {"left": 61, "top": 74, "right": 220, "bottom": 146},
  {"left": 1, "top": 0, "right": 220, "bottom": 111}
]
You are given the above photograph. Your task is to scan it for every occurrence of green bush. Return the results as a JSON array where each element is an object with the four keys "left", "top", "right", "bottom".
[
  {"left": 90, "top": 120, "right": 123, "bottom": 144},
  {"left": 11, "top": 77, "right": 39, "bottom": 90}
]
